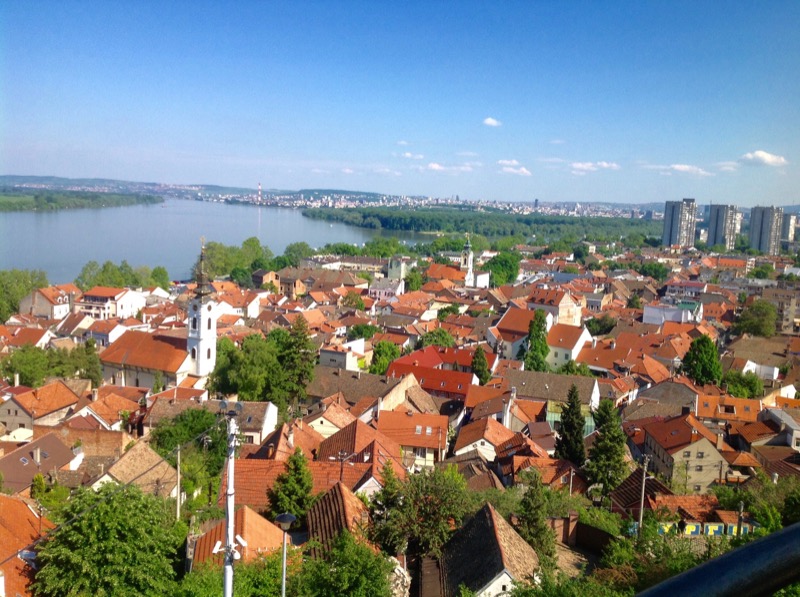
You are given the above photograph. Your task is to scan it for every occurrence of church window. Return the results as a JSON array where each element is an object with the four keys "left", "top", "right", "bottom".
[
  {"left": 192, "top": 317, "right": 197, "bottom": 330},
  {"left": 207, "top": 348, "right": 211, "bottom": 359},
  {"left": 191, "top": 347, "right": 197, "bottom": 359},
  {"left": 207, "top": 317, "right": 211, "bottom": 330}
]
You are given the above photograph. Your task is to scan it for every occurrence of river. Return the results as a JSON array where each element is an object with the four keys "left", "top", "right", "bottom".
[{"left": 0, "top": 199, "right": 427, "bottom": 283}]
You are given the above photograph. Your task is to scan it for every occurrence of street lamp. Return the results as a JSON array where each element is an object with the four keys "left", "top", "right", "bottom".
[
  {"left": 275, "top": 512, "right": 297, "bottom": 597},
  {"left": 219, "top": 400, "right": 243, "bottom": 597}
]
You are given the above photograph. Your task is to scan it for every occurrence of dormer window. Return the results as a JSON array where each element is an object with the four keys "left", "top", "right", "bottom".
[
  {"left": 426, "top": 426, "right": 432, "bottom": 435},
  {"left": 415, "top": 425, "right": 422, "bottom": 434}
]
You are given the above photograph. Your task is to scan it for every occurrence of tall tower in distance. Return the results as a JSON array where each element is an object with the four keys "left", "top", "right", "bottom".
[
  {"left": 662, "top": 198, "right": 697, "bottom": 248},
  {"left": 460, "top": 235, "right": 475, "bottom": 288},
  {"left": 187, "top": 244, "right": 218, "bottom": 377},
  {"left": 707, "top": 204, "right": 740, "bottom": 251},
  {"left": 749, "top": 206, "right": 783, "bottom": 255},
  {"left": 258, "top": 182, "right": 262, "bottom": 204},
  {"left": 782, "top": 213, "right": 796, "bottom": 242}
]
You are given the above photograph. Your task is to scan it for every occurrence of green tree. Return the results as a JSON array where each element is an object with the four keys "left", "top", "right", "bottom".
[
  {"left": 722, "top": 370, "right": 764, "bottom": 399},
  {"left": 554, "top": 385, "right": 586, "bottom": 465},
  {"left": 1, "top": 344, "right": 49, "bottom": 386},
  {"left": 680, "top": 335, "right": 722, "bottom": 385},
  {"left": 592, "top": 398, "right": 617, "bottom": 431},
  {"left": 370, "top": 462, "right": 406, "bottom": 554},
  {"left": 485, "top": 251, "right": 522, "bottom": 286},
  {"left": 470, "top": 346, "right": 492, "bottom": 385},
  {"left": 150, "top": 265, "right": 170, "bottom": 290},
  {"left": 149, "top": 408, "right": 228, "bottom": 477},
  {"left": 404, "top": 269, "right": 424, "bottom": 291},
  {"left": 523, "top": 310, "right": 550, "bottom": 371},
  {"left": 342, "top": 291, "right": 366, "bottom": 310},
  {"left": 34, "top": 484, "right": 186, "bottom": 597},
  {"left": 748, "top": 263, "right": 774, "bottom": 279},
  {"left": 0, "top": 268, "right": 49, "bottom": 322},
  {"left": 437, "top": 303, "right": 460, "bottom": 321},
  {"left": 584, "top": 404, "right": 628, "bottom": 497},
  {"left": 77, "top": 338, "right": 103, "bottom": 388},
  {"left": 268, "top": 447, "right": 316, "bottom": 526},
  {"left": 626, "top": 294, "right": 643, "bottom": 309},
  {"left": 230, "top": 266, "right": 254, "bottom": 289},
  {"left": 421, "top": 327, "right": 456, "bottom": 348},
  {"left": 370, "top": 341, "right": 401, "bottom": 375},
  {"left": 347, "top": 323, "right": 380, "bottom": 341},
  {"left": 283, "top": 241, "right": 315, "bottom": 267},
  {"left": 179, "top": 551, "right": 295, "bottom": 597},
  {"left": 733, "top": 299, "right": 778, "bottom": 337},
  {"left": 297, "top": 531, "right": 393, "bottom": 597},
  {"left": 557, "top": 360, "right": 594, "bottom": 377},
  {"left": 516, "top": 469, "right": 558, "bottom": 570},
  {"left": 387, "top": 465, "right": 469, "bottom": 557},
  {"left": 282, "top": 315, "right": 316, "bottom": 409},
  {"left": 586, "top": 315, "right": 617, "bottom": 337}
]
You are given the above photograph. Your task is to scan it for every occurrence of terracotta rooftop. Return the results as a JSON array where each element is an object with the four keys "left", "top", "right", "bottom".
[
  {"left": 100, "top": 330, "right": 189, "bottom": 374},
  {"left": 104, "top": 439, "right": 177, "bottom": 497},
  {"left": 306, "top": 481, "right": 373, "bottom": 557},
  {"left": 13, "top": 380, "right": 80, "bottom": 418},
  {"left": 454, "top": 417, "right": 515, "bottom": 453},
  {"left": 376, "top": 411, "right": 449, "bottom": 451},
  {"left": 193, "top": 505, "right": 284, "bottom": 567}
]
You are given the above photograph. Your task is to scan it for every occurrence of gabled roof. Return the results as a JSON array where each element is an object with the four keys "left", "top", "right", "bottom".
[
  {"left": 83, "top": 286, "right": 127, "bottom": 299},
  {"left": 100, "top": 330, "right": 189, "bottom": 374},
  {"left": 306, "top": 482, "right": 373, "bottom": 557},
  {"left": 454, "top": 418, "right": 515, "bottom": 453},
  {"left": 193, "top": 506, "right": 284, "bottom": 566},
  {"left": 104, "top": 440, "right": 177, "bottom": 496},
  {"left": 502, "top": 370, "right": 597, "bottom": 405},
  {"left": 245, "top": 420, "right": 323, "bottom": 461},
  {"left": 441, "top": 503, "right": 538, "bottom": 596},
  {"left": 0, "top": 494, "right": 55, "bottom": 596},
  {"left": 376, "top": 411, "right": 449, "bottom": 450},
  {"left": 609, "top": 467, "right": 673, "bottom": 511},
  {"left": 0, "top": 433, "right": 75, "bottom": 494},
  {"left": 306, "top": 366, "right": 404, "bottom": 405},
  {"left": 643, "top": 413, "right": 730, "bottom": 454},
  {"left": 13, "top": 380, "right": 80, "bottom": 418},
  {"left": 546, "top": 323, "right": 587, "bottom": 350},
  {"left": 317, "top": 419, "right": 402, "bottom": 463}
]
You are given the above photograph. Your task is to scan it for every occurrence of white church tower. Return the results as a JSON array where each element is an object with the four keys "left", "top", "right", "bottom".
[
  {"left": 460, "top": 235, "right": 475, "bottom": 288},
  {"left": 187, "top": 245, "right": 218, "bottom": 377}
]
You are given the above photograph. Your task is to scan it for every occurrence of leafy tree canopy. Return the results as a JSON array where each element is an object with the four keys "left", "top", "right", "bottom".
[
  {"left": 586, "top": 315, "right": 617, "bottom": 337},
  {"left": 1, "top": 341, "right": 102, "bottom": 388},
  {"left": 471, "top": 346, "right": 492, "bottom": 385},
  {"left": 722, "top": 370, "right": 764, "bottom": 399},
  {"left": 0, "top": 268, "right": 49, "bottom": 322},
  {"left": 554, "top": 384, "right": 586, "bottom": 465},
  {"left": 516, "top": 469, "right": 557, "bottom": 570},
  {"left": 733, "top": 299, "right": 778, "bottom": 338},
  {"left": 268, "top": 447, "right": 317, "bottom": 526},
  {"left": 523, "top": 310, "right": 550, "bottom": 372},
  {"left": 74, "top": 259, "right": 168, "bottom": 291},
  {"left": 370, "top": 341, "right": 401, "bottom": 375},
  {"left": 421, "top": 327, "right": 456, "bottom": 348},
  {"left": 34, "top": 484, "right": 187, "bottom": 597},
  {"left": 485, "top": 251, "right": 522, "bottom": 286},
  {"left": 348, "top": 323, "right": 380, "bottom": 341},
  {"left": 680, "top": 335, "right": 722, "bottom": 386}
]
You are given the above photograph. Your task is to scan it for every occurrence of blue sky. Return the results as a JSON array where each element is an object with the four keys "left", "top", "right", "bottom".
[{"left": 1, "top": 2, "right": 798, "bottom": 206}]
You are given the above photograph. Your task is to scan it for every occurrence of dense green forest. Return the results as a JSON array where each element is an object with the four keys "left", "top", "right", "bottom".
[
  {"left": 302, "top": 206, "right": 661, "bottom": 242},
  {"left": 0, "top": 188, "right": 163, "bottom": 211}
]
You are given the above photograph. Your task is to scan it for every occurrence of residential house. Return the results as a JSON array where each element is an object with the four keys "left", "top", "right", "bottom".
[
  {"left": 0, "top": 433, "right": 82, "bottom": 496},
  {"left": 0, "top": 494, "right": 55, "bottom": 597},
  {"left": 92, "top": 440, "right": 178, "bottom": 498},
  {"left": 433, "top": 503, "right": 539, "bottom": 597},
  {"left": 303, "top": 401, "right": 357, "bottom": 439},
  {"left": 487, "top": 307, "right": 554, "bottom": 360},
  {"left": 74, "top": 286, "right": 146, "bottom": 320},
  {"left": 527, "top": 287, "right": 582, "bottom": 327},
  {"left": 386, "top": 363, "right": 476, "bottom": 401},
  {"left": 1, "top": 381, "right": 81, "bottom": 439},
  {"left": 18, "top": 283, "right": 81, "bottom": 320},
  {"left": 641, "top": 413, "right": 730, "bottom": 494},
  {"left": 306, "top": 482, "right": 373, "bottom": 557},
  {"left": 454, "top": 417, "right": 515, "bottom": 462},
  {"left": 189, "top": 506, "right": 284, "bottom": 570},
  {"left": 376, "top": 411, "right": 449, "bottom": 470},
  {"left": 546, "top": 323, "right": 592, "bottom": 370},
  {"left": 608, "top": 467, "right": 673, "bottom": 520}
]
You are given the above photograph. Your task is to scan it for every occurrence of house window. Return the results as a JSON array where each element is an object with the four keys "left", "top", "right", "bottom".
[
  {"left": 693, "top": 484, "right": 702, "bottom": 492},
  {"left": 207, "top": 348, "right": 211, "bottom": 359},
  {"left": 554, "top": 351, "right": 559, "bottom": 358},
  {"left": 695, "top": 465, "right": 703, "bottom": 472},
  {"left": 207, "top": 318, "right": 211, "bottom": 330},
  {"left": 426, "top": 426, "right": 432, "bottom": 435},
  {"left": 191, "top": 348, "right": 197, "bottom": 359},
  {"left": 683, "top": 450, "right": 691, "bottom": 458},
  {"left": 414, "top": 447, "right": 427, "bottom": 458},
  {"left": 415, "top": 425, "right": 422, "bottom": 435},
  {"left": 697, "top": 451, "right": 704, "bottom": 459}
]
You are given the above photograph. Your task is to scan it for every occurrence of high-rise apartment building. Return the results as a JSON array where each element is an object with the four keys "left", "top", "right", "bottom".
[
  {"left": 707, "top": 204, "right": 740, "bottom": 251},
  {"left": 662, "top": 198, "right": 697, "bottom": 248},
  {"left": 782, "top": 213, "right": 796, "bottom": 242},
  {"left": 749, "top": 206, "right": 783, "bottom": 255}
]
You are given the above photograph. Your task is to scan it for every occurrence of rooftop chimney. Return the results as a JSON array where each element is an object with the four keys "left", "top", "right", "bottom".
[
  {"left": 13, "top": 372, "right": 19, "bottom": 387},
  {"left": 91, "top": 388, "right": 98, "bottom": 402}
]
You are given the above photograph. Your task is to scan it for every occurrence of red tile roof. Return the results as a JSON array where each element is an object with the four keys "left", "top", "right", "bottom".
[
  {"left": 193, "top": 506, "right": 284, "bottom": 566},
  {"left": 376, "top": 411, "right": 449, "bottom": 451},
  {"left": 100, "top": 330, "right": 189, "bottom": 374},
  {"left": 454, "top": 418, "right": 515, "bottom": 453},
  {"left": 14, "top": 380, "right": 80, "bottom": 418}
]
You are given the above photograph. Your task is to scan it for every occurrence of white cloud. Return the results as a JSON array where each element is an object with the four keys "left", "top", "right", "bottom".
[
  {"left": 643, "top": 163, "right": 713, "bottom": 177},
  {"left": 374, "top": 167, "right": 401, "bottom": 176},
  {"left": 457, "top": 151, "right": 479, "bottom": 157},
  {"left": 740, "top": 150, "right": 788, "bottom": 167},
  {"left": 483, "top": 117, "right": 502, "bottom": 127},
  {"left": 501, "top": 166, "right": 532, "bottom": 176},
  {"left": 570, "top": 161, "right": 620, "bottom": 173},
  {"left": 424, "top": 162, "right": 473, "bottom": 174},
  {"left": 497, "top": 159, "right": 520, "bottom": 166},
  {"left": 716, "top": 161, "right": 739, "bottom": 172},
  {"left": 402, "top": 151, "right": 424, "bottom": 160},
  {"left": 397, "top": 140, "right": 409, "bottom": 146},
  {"left": 341, "top": 168, "right": 355, "bottom": 174}
]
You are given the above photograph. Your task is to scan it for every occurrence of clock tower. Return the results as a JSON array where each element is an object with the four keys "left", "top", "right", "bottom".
[{"left": 187, "top": 245, "right": 218, "bottom": 377}]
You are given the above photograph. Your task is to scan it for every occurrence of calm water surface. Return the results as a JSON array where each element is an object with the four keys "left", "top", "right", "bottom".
[{"left": 0, "top": 200, "right": 425, "bottom": 283}]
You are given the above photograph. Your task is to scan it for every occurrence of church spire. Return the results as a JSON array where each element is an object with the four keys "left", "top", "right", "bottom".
[{"left": 194, "top": 242, "right": 214, "bottom": 302}]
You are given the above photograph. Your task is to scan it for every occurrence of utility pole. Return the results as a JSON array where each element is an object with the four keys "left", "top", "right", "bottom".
[
  {"left": 220, "top": 402, "right": 242, "bottom": 597},
  {"left": 638, "top": 454, "right": 651, "bottom": 538},
  {"left": 176, "top": 446, "right": 181, "bottom": 521}
]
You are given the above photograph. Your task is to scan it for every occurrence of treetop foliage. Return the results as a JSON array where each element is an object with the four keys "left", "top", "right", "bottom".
[{"left": 680, "top": 335, "right": 722, "bottom": 386}]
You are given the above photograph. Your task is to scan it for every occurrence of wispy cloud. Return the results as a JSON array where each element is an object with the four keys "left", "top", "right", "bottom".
[
  {"left": 424, "top": 162, "right": 473, "bottom": 174},
  {"left": 483, "top": 117, "right": 502, "bottom": 127},
  {"left": 501, "top": 166, "right": 532, "bottom": 176},
  {"left": 716, "top": 161, "right": 739, "bottom": 172},
  {"left": 740, "top": 150, "right": 788, "bottom": 167},
  {"left": 457, "top": 151, "right": 479, "bottom": 157},
  {"left": 397, "top": 140, "right": 409, "bottom": 146},
  {"left": 643, "top": 163, "right": 713, "bottom": 177},
  {"left": 570, "top": 161, "right": 620, "bottom": 175},
  {"left": 374, "top": 167, "right": 401, "bottom": 176},
  {"left": 341, "top": 168, "right": 354, "bottom": 174},
  {"left": 497, "top": 159, "right": 520, "bottom": 166},
  {"left": 401, "top": 151, "right": 424, "bottom": 160}
]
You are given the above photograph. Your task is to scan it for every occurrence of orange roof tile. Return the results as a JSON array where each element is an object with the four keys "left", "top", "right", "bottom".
[
  {"left": 193, "top": 506, "right": 284, "bottom": 566},
  {"left": 14, "top": 380, "right": 80, "bottom": 417},
  {"left": 100, "top": 330, "right": 189, "bottom": 374},
  {"left": 376, "top": 411, "right": 449, "bottom": 450},
  {"left": 454, "top": 418, "right": 515, "bottom": 453}
]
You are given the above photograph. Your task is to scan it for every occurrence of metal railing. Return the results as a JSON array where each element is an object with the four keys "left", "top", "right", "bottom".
[{"left": 637, "top": 522, "right": 800, "bottom": 597}]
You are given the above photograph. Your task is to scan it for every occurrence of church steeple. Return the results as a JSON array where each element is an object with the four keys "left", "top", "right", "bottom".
[
  {"left": 460, "top": 234, "right": 475, "bottom": 288},
  {"left": 188, "top": 241, "right": 218, "bottom": 377},
  {"left": 194, "top": 243, "right": 215, "bottom": 303}
]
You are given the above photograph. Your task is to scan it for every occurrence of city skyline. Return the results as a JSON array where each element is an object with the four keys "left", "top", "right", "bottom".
[{"left": 1, "top": 2, "right": 798, "bottom": 207}]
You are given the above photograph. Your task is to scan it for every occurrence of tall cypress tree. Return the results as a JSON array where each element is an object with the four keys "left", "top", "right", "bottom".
[
  {"left": 516, "top": 469, "right": 557, "bottom": 570},
  {"left": 585, "top": 405, "right": 628, "bottom": 496},
  {"left": 268, "top": 447, "right": 316, "bottom": 526},
  {"left": 554, "top": 384, "right": 586, "bottom": 466},
  {"left": 523, "top": 310, "right": 550, "bottom": 371},
  {"left": 470, "top": 346, "right": 492, "bottom": 385}
]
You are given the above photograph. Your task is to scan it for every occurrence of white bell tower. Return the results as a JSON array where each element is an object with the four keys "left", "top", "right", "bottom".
[
  {"left": 187, "top": 244, "right": 218, "bottom": 377},
  {"left": 461, "top": 235, "right": 475, "bottom": 288}
]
